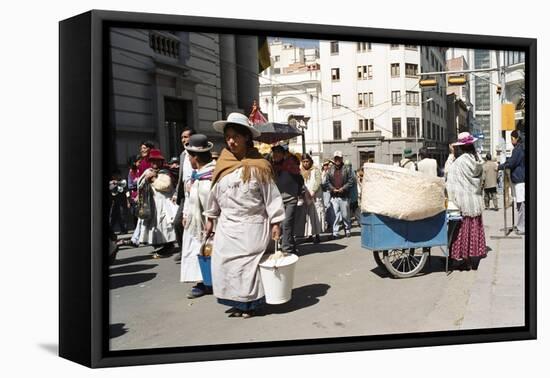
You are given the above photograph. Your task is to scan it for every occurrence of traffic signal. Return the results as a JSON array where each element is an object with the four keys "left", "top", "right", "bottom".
[
  {"left": 496, "top": 85, "right": 502, "bottom": 95},
  {"left": 419, "top": 78, "right": 437, "bottom": 87},
  {"left": 448, "top": 75, "right": 467, "bottom": 85}
]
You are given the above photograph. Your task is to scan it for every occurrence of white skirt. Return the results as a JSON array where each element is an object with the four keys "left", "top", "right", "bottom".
[{"left": 180, "top": 229, "right": 203, "bottom": 283}]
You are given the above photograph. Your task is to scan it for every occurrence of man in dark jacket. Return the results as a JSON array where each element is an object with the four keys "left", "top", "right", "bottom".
[
  {"left": 498, "top": 130, "right": 525, "bottom": 235},
  {"left": 272, "top": 144, "right": 304, "bottom": 253},
  {"left": 326, "top": 151, "right": 354, "bottom": 238}
]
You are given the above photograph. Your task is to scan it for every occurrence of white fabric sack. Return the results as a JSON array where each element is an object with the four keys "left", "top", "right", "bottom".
[{"left": 361, "top": 163, "right": 446, "bottom": 221}]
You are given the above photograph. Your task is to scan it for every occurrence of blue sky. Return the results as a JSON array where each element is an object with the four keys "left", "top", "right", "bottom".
[{"left": 268, "top": 37, "right": 319, "bottom": 48}]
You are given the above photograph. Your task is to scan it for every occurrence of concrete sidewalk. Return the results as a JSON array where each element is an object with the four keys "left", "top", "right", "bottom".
[{"left": 461, "top": 204, "right": 525, "bottom": 329}]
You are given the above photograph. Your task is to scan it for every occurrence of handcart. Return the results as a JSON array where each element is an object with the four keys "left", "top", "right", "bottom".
[{"left": 360, "top": 211, "right": 462, "bottom": 278}]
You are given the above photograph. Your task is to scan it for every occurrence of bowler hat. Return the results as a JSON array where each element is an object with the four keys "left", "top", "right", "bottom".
[{"left": 185, "top": 134, "right": 214, "bottom": 152}]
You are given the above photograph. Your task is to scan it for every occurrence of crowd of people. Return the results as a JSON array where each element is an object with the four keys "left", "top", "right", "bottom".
[{"left": 109, "top": 111, "right": 526, "bottom": 317}]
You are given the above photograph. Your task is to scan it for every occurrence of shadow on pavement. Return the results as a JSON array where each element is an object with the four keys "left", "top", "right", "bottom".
[
  {"left": 297, "top": 243, "right": 346, "bottom": 256},
  {"left": 109, "top": 264, "right": 158, "bottom": 275},
  {"left": 370, "top": 265, "right": 392, "bottom": 278},
  {"left": 110, "top": 323, "right": 128, "bottom": 339},
  {"left": 261, "top": 283, "right": 331, "bottom": 315},
  {"left": 110, "top": 254, "right": 155, "bottom": 266},
  {"left": 110, "top": 273, "right": 157, "bottom": 290}
]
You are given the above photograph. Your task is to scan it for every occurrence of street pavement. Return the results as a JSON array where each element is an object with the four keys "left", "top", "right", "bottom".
[{"left": 109, "top": 202, "right": 525, "bottom": 351}]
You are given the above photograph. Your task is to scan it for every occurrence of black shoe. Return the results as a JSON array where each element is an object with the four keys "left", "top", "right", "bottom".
[
  {"left": 173, "top": 252, "right": 182, "bottom": 262},
  {"left": 313, "top": 235, "right": 321, "bottom": 244}
]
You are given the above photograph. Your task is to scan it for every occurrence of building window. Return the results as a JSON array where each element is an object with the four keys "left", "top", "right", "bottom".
[
  {"left": 427, "top": 121, "right": 431, "bottom": 139},
  {"left": 332, "top": 94, "right": 341, "bottom": 108},
  {"left": 475, "top": 75, "right": 491, "bottom": 111},
  {"left": 333, "top": 121, "right": 342, "bottom": 140},
  {"left": 357, "top": 42, "right": 371, "bottom": 52},
  {"left": 358, "top": 92, "right": 373, "bottom": 107},
  {"left": 436, "top": 103, "right": 440, "bottom": 116},
  {"left": 273, "top": 67, "right": 281, "bottom": 74},
  {"left": 391, "top": 63, "right": 400, "bottom": 77},
  {"left": 407, "top": 118, "right": 420, "bottom": 138},
  {"left": 330, "top": 41, "right": 339, "bottom": 55},
  {"left": 357, "top": 65, "right": 366, "bottom": 79},
  {"left": 505, "top": 50, "right": 525, "bottom": 66},
  {"left": 274, "top": 55, "right": 280, "bottom": 62},
  {"left": 390, "top": 44, "right": 399, "bottom": 49},
  {"left": 405, "top": 63, "right": 418, "bottom": 77},
  {"left": 405, "top": 44, "right": 418, "bottom": 50},
  {"left": 392, "top": 118, "right": 402, "bottom": 137},
  {"left": 359, "top": 118, "right": 366, "bottom": 131},
  {"left": 331, "top": 68, "right": 340, "bottom": 81},
  {"left": 391, "top": 90, "right": 401, "bottom": 105},
  {"left": 406, "top": 91, "right": 419, "bottom": 105},
  {"left": 359, "top": 118, "right": 374, "bottom": 131},
  {"left": 393, "top": 154, "right": 403, "bottom": 164},
  {"left": 367, "top": 65, "right": 373, "bottom": 79},
  {"left": 366, "top": 92, "right": 373, "bottom": 107}
]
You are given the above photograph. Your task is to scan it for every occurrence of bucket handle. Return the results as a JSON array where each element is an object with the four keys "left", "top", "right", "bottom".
[{"left": 273, "top": 239, "right": 284, "bottom": 270}]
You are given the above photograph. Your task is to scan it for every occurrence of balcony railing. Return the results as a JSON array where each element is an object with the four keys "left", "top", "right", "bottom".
[{"left": 149, "top": 31, "right": 180, "bottom": 59}]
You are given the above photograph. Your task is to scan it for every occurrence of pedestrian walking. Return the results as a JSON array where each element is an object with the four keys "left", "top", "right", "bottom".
[
  {"left": 399, "top": 148, "right": 417, "bottom": 171},
  {"left": 137, "top": 148, "right": 177, "bottom": 258},
  {"left": 444, "top": 143, "right": 455, "bottom": 180},
  {"left": 172, "top": 127, "right": 195, "bottom": 261},
  {"left": 446, "top": 132, "right": 487, "bottom": 270},
  {"left": 326, "top": 151, "right": 354, "bottom": 239},
  {"left": 321, "top": 160, "right": 334, "bottom": 233},
  {"left": 180, "top": 134, "right": 216, "bottom": 299},
  {"left": 130, "top": 141, "right": 156, "bottom": 246},
  {"left": 417, "top": 147, "right": 438, "bottom": 177},
  {"left": 109, "top": 170, "right": 129, "bottom": 234},
  {"left": 300, "top": 154, "right": 323, "bottom": 244},
  {"left": 482, "top": 153, "right": 499, "bottom": 210},
  {"left": 271, "top": 144, "right": 304, "bottom": 253},
  {"left": 204, "top": 112, "right": 285, "bottom": 318},
  {"left": 498, "top": 130, "right": 525, "bottom": 235}
]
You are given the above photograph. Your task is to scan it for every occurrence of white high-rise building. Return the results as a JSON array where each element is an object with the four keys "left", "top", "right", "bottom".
[
  {"left": 319, "top": 41, "right": 448, "bottom": 168},
  {"left": 259, "top": 40, "right": 323, "bottom": 164},
  {"left": 446, "top": 48, "right": 524, "bottom": 157}
]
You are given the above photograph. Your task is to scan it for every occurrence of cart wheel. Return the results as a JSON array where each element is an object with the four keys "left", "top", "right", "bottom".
[
  {"left": 383, "top": 248, "right": 428, "bottom": 278},
  {"left": 373, "top": 251, "right": 386, "bottom": 269}
]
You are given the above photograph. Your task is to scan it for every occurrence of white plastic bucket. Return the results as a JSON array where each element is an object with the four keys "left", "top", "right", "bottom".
[{"left": 259, "top": 253, "right": 299, "bottom": 304}]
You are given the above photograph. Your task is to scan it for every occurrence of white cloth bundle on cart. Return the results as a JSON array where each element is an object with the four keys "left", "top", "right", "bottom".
[{"left": 361, "top": 163, "right": 446, "bottom": 221}]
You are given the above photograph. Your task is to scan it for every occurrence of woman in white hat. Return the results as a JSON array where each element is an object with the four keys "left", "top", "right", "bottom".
[
  {"left": 203, "top": 113, "right": 285, "bottom": 318},
  {"left": 179, "top": 134, "right": 216, "bottom": 298},
  {"left": 446, "top": 132, "right": 487, "bottom": 270}
]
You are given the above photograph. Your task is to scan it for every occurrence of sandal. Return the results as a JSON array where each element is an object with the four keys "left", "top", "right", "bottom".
[
  {"left": 242, "top": 310, "right": 255, "bottom": 319},
  {"left": 228, "top": 310, "right": 243, "bottom": 318}
]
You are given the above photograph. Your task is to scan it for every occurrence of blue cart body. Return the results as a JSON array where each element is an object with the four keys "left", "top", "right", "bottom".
[{"left": 360, "top": 212, "right": 449, "bottom": 252}]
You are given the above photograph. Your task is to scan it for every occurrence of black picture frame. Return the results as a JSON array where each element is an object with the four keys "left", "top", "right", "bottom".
[{"left": 59, "top": 9, "right": 537, "bottom": 368}]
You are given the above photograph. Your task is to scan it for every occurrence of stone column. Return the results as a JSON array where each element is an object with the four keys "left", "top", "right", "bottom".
[{"left": 219, "top": 34, "right": 239, "bottom": 115}]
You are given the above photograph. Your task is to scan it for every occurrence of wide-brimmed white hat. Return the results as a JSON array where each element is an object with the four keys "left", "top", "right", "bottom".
[
  {"left": 212, "top": 112, "right": 261, "bottom": 138},
  {"left": 453, "top": 132, "right": 478, "bottom": 146}
]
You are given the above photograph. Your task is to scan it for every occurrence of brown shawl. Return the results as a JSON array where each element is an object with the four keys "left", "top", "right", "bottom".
[{"left": 211, "top": 147, "right": 274, "bottom": 187}]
